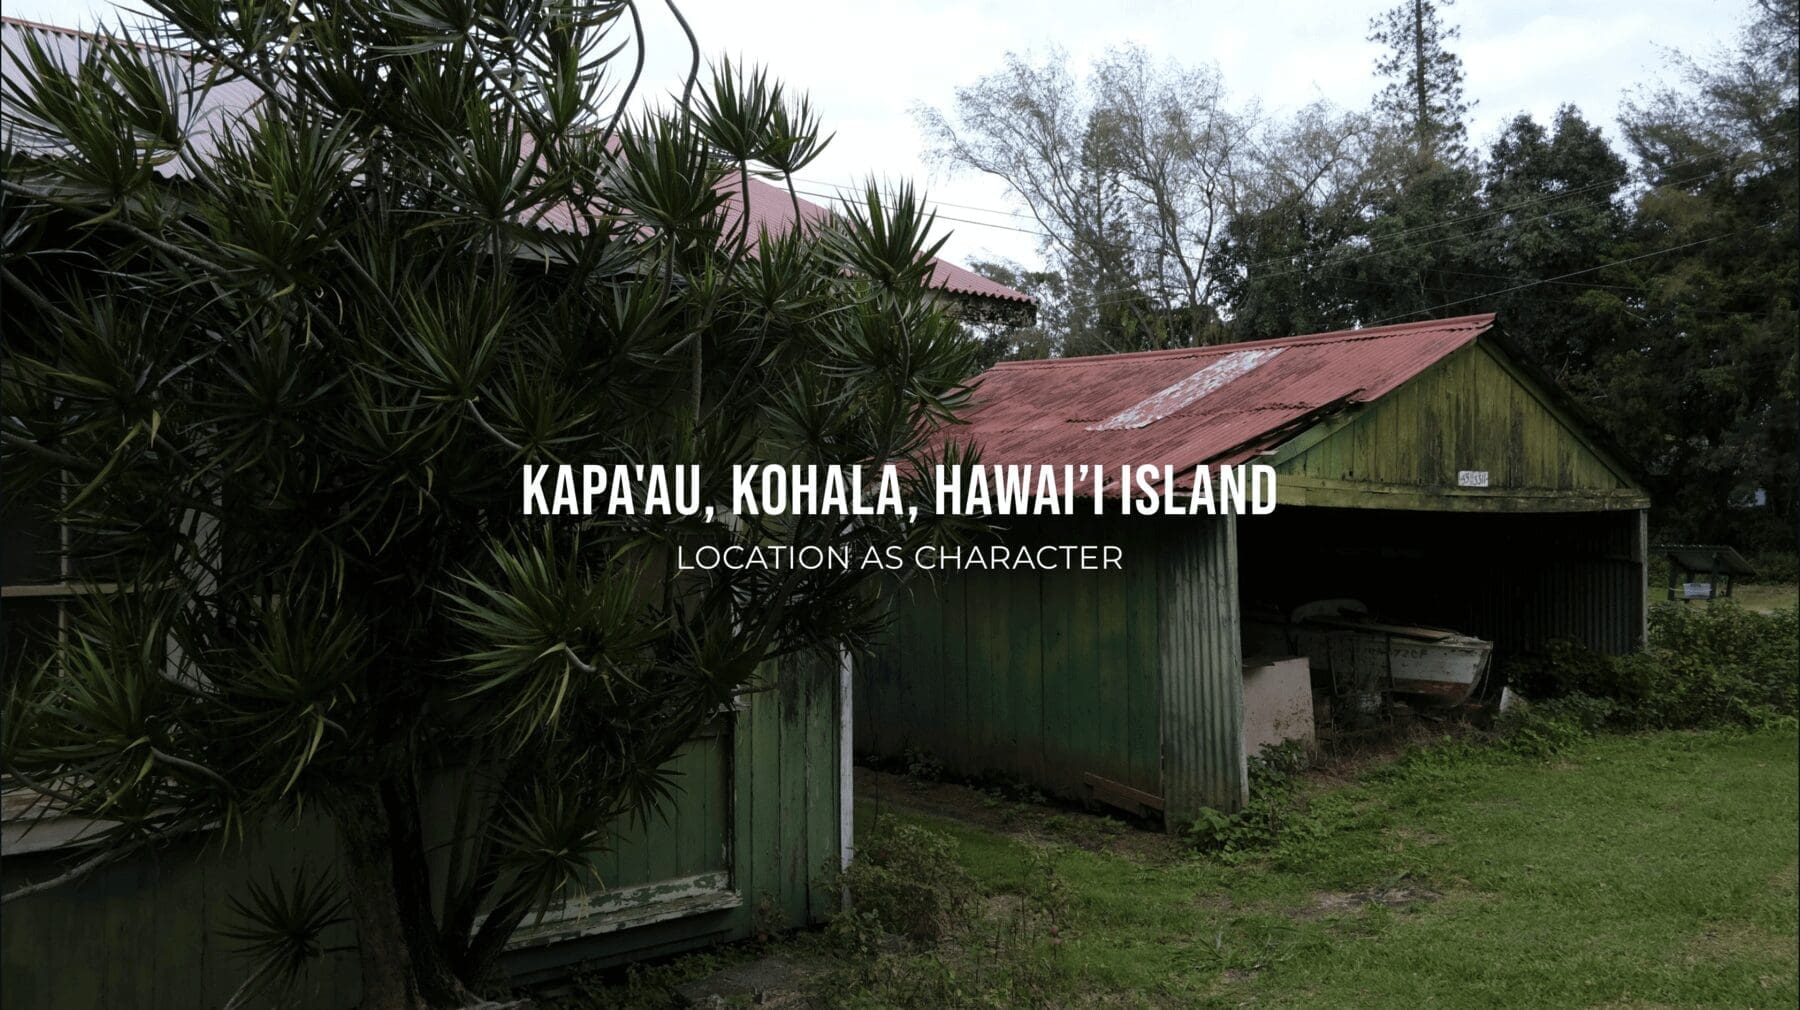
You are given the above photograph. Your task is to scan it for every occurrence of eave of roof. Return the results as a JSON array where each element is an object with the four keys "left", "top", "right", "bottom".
[{"left": 0, "top": 16, "right": 1035, "bottom": 313}]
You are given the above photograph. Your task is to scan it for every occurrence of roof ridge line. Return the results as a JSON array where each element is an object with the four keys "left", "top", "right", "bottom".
[{"left": 988, "top": 313, "right": 1496, "bottom": 370}]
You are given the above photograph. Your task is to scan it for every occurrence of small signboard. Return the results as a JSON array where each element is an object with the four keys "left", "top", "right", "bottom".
[
  {"left": 1682, "top": 582, "right": 1715, "bottom": 600},
  {"left": 1457, "top": 470, "right": 1489, "bottom": 487}
]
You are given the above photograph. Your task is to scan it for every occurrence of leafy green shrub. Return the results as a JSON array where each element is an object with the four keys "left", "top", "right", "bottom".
[
  {"left": 1495, "top": 693, "right": 1616, "bottom": 757},
  {"left": 1746, "top": 551, "right": 1798, "bottom": 585},
  {"left": 1502, "top": 602, "right": 1797, "bottom": 731},
  {"left": 1184, "top": 740, "right": 1323, "bottom": 860},
  {"left": 833, "top": 820, "right": 974, "bottom": 947},
  {"left": 902, "top": 747, "right": 947, "bottom": 783}
]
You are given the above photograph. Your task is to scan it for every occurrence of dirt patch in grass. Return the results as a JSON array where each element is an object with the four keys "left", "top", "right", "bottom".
[
  {"left": 669, "top": 954, "right": 831, "bottom": 1009},
  {"left": 1770, "top": 860, "right": 1798, "bottom": 896},
  {"left": 1307, "top": 717, "right": 1487, "bottom": 782},
  {"left": 855, "top": 767, "right": 1181, "bottom": 863},
  {"left": 1304, "top": 884, "right": 1442, "bottom": 918},
  {"left": 1386, "top": 826, "right": 1447, "bottom": 847},
  {"left": 1201, "top": 966, "right": 1261, "bottom": 999},
  {"left": 1683, "top": 921, "right": 1798, "bottom": 965}
]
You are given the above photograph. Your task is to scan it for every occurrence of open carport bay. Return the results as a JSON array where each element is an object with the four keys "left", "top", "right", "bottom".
[{"left": 1238, "top": 505, "right": 1648, "bottom": 667}]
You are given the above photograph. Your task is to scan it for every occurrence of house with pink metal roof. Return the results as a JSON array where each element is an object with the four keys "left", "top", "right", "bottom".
[{"left": 0, "top": 15, "right": 1031, "bottom": 1009}]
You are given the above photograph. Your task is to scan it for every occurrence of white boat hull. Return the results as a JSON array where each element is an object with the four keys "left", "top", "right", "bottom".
[{"left": 1285, "top": 606, "right": 1494, "bottom": 708}]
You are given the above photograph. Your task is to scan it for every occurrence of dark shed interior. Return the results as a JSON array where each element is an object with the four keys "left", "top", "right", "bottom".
[{"left": 1238, "top": 506, "right": 1648, "bottom": 668}]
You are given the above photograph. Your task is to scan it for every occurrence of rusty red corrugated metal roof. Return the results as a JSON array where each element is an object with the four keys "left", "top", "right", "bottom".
[{"left": 943, "top": 314, "right": 1496, "bottom": 490}]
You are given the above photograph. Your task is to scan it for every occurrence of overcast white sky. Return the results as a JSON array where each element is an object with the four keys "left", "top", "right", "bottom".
[{"left": 6, "top": 0, "right": 1750, "bottom": 268}]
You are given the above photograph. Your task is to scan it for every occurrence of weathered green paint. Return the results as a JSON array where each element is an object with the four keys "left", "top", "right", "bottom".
[
  {"left": 856, "top": 516, "right": 1238, "bottom": 815},
  {"left": 0, "top": 652, "right": 844, "bottom": 1010},
  {"left": 861, "top": 333, "right": 1651, "bottom": 828},
  {"left": 1272, "top": 338, "right": 1649, "bottom": 510}
]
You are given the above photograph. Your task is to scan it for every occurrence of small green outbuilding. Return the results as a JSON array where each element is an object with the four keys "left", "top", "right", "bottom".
[{"left": 857, "top": 315, "right": 1650, "bottom": 825}]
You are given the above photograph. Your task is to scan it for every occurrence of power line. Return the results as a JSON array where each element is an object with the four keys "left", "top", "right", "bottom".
[
  {"left": 796, "top": 162, "right": 1738, "bottom": 301},
  {"left": 785, "top": 124, "right": 1796, "bottom": 316},
  {"left": 1365, "top": 229, "right": 1755, "bottom": 326},
  {"left": 787, "top": 122, "right": 1794, "bottom": 271}
]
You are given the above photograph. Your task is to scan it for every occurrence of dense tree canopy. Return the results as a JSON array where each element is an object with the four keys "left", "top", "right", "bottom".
[
  {"left": 0, "top": 3, "right": 977, "bottom": 1007},
  {"left": 935, "top": 0, "right": 1796, "bottom": 552},
  {"left": 916, "top": 44, "right": 1244, "bottom": 355}
]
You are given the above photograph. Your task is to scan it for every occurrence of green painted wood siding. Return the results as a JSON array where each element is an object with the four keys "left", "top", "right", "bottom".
[
  {"left": 0, "top": 652, "right": 843, "bottom": 1010},
  {"left": 859, "top": 516, "right": 1245, "bottom": 817},
  {"left": 1274, "top": 339, "right": 1647, "bottom": 512}
]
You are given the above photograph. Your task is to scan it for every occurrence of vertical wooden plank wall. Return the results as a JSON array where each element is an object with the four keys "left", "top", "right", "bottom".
[
  {"left": 1278, "top": 341, "right": 1637, "bottom": 497},
  {"left": 0, "top": 814, "right": 361, "bottom": 1010},
  {"left": 0, "top": 652, "right": 845, "bottom": 1009}
]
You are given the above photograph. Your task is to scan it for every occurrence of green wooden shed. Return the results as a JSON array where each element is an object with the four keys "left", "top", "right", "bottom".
[
  {"left": 0, "top": 652, "right": 851, "bottom": 1009},
  {"left": 857, "top": 315, "right": 1650, "bottom": 825}
]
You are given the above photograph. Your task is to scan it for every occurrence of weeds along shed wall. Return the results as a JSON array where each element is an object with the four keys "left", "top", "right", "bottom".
[
  {"left": 857, "top": 514, "right": 1245, "bottom": 823},
  {"left": 858, "top": 316, "right": 1651, "bottom": 828},
  {"left": 0, "top": 652, "right": 844, "bottom": 1010}
]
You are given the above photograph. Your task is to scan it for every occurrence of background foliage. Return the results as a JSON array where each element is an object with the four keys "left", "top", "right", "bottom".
[{"left": 926, "top": 0, "right": 1798, "bottom": 552}]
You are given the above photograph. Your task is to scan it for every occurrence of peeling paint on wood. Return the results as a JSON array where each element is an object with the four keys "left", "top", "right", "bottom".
[{"left": 0, "top": 652, "right": 847, "bottom": 1010}]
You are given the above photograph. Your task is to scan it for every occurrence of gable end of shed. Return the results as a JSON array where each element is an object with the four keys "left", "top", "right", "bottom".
[{"left": 1269, "top": 336, "right": 1648, "bottom": 512}]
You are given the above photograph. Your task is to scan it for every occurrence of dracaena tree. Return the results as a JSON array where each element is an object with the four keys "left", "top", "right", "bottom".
[{"left": 0, "top": 3, "right": 977, "bottom": 1007}]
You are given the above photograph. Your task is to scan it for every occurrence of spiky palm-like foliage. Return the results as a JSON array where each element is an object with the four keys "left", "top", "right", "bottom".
[{"left": 0, "top": 4, "right": 977, "bottom": 1007}]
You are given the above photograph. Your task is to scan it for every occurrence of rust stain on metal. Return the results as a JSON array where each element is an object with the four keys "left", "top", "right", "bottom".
[
  {"left": 943, "top": 315, "right": 1496, "bottom": 492},
  {"left": 1087, "top": 347, "right": 1286, "bottom": 431}
]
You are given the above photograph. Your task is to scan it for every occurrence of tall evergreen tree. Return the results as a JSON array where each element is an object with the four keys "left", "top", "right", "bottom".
[
  {"left": 1367, "top": 0, "right": 1472, "bottom": 164},
  {"left": 1605, "top": 0, "right": 1798, "bottom": 549}
]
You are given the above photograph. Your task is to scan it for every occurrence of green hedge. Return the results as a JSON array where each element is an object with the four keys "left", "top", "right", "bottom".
[{"left": 1503, "top": 602, "right": 1798, "bottom": 731}]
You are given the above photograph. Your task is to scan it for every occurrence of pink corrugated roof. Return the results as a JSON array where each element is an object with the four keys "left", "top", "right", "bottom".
[
  {"left": 942, "top": 314, "right": 1496, "bottom": 490},
  {"left": 710, "top": 176, "right": 1032, "bottom": 305},
  {"left": 534, "top": 171, "right": 1034, "bottom": 307},
  {"left": 1, "top": 16, "right": 1032, "bottom": 310}
]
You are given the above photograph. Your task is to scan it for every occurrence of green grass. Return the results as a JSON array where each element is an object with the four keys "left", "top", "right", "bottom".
[
  {"left": 1687, "top": 583, "right": 1799, "bottom": 614},
  {"left": 564, "top": 727, "right": 1799, "bottom": 1008}
]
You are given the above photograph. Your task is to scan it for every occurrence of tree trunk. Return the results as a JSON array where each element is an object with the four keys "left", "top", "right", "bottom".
[
  {"left": 335, "top": 787, "right": 481, "bottom": 1010},
  {"left": 1413, "top": 0, "right": 1430, "bottom": 157}
]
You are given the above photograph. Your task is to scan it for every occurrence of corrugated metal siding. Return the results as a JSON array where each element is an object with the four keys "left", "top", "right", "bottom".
[
  {"left": 1457, "top": 509, "right": 1648, "bottom": 655},
  {"left": 0, "top": 652, "right": 844, "bottom": 1010},
  {"left": 1238, "top": 508, "right": 1649, "bottom": 659},
  {"left": 856, "top": 516, "right": 1165, "bottom": 803},
  {"left": 1157, "top": 514, "right": 1247, "bottom": 822}
]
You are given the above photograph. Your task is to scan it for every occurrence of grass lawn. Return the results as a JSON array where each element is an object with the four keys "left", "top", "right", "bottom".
[
  {"left": 1686, "top": 583, "right": 1799, "bottom": 614},
  {"left": 563, "top": 727, "right": 1799, "bottom": 1008}
]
